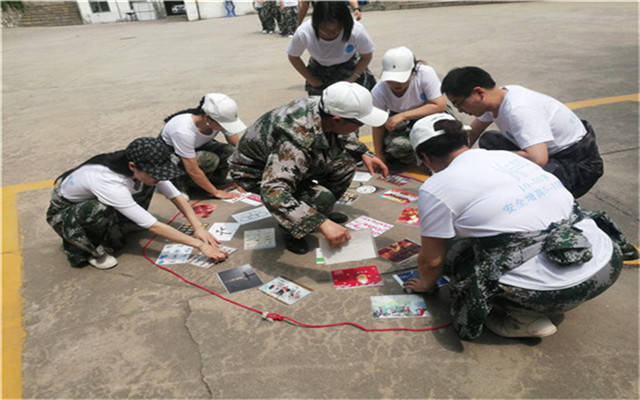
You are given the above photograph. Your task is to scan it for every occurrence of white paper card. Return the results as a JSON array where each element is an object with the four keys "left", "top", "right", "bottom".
[
  {"left": 208, "top": 222, "right": 240, "bottom": 241},
  {"left": 319, "top": 228, "right": 377, "bottom": 265}
]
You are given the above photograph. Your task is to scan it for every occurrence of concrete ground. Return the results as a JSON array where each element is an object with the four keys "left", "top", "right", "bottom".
[{"left": 2, "top": 1, "right": 638, "bottom": 398}]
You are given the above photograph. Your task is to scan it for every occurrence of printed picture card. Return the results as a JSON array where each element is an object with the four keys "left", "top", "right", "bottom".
[
  {"left": 392, "top": 270, "right": 450, "bottom": 291},
  {"left": 217, "top": 264, "right": 263, "bottom": 293},
  {"left": 244, "top": 228, "right": 276, "bottom": 250},
  {"left": 371, "top": 295, "right": 430, "bottom": 319},
  {"left": 377, "top": 174, "right": 412, "bottom": 186},
  {"left": 176, "top": 222, "right": 209, "bottom": 236},
  {"left": 259, "top": 276, "right": 313, "bottom": 305},
  {"left": 208, "top": 222, "right": 240, "bottom": 241},
  {"left": 188, "top": 245, "right": 237, "bottom": 269},
  {"left": 191, "top": 203, "right": 217, "bottom": 218},
  {"left": 378, "top": 239, "right": 421, "bottom": 264},
  {"left": 319, "top": 228, "right": 378, "bottom": 265},
  {"left": 331, "top": 265, "right": 383, "bottom": 290},
  {"left": 379, "top": 188, "right": 419, "bottom": 205},
  {"left": 156, "top": 243, "right": 193, "bottom": 265},
  {"left": 222, "top": 188, "right": 251, "bottom": 204},
  {"left": 337, "top": 192, "right": 359, "bottom": 206},
  {"left": 395, "top": 207, "right": 420, "bottom": 226},
  {"left": 345, "top": 216, "right": 393, "bottom": 237},
  {"left": 241, "top": 193, "right": 263, "bottom": 206},
  {"left": 231, "top": 206, "right": 272, "bottom": 225}
]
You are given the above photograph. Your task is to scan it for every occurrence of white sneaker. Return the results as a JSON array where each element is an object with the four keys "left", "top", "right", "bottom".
[
  {"left": 88, "top": 253, "right": 118, "bottom": 270},
  {"left": 485, "top": 311, "right": 557, "bottom": 338}
]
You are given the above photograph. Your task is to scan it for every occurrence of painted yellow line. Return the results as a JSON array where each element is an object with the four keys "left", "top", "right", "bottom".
[
  {"left": 2, "top": 179, "right": 54, "bottom": 399},
  {"left": 565, "top": 93, "right": 639, "bottom": 110},
  {"left": 1, "top": 93, "right": 639, "bottom": 397}
]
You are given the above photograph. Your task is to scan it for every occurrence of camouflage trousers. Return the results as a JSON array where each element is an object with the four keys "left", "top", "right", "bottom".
[
  {"left": 232, "top": 155, "right": 356, "bottom": 238},
  {"left": 444, "top": 204, "right": 625, "bottom": 340},
  {"left": 167, "top": 140, "right": 235, "bottom": 196},
  {"left": 277, "top": 6, "right": 297, "bottom": 36},
  {"left": 257, "top": 2, "right": 276, "bottom": 32},
  {"left": 46, "top": 183, "right": 155, "bottom": 268},
  {"left": 380, "top": 114, "right": 417, "bottom": 164},
  {"left": 305, "top": 55, "right": 377, "bottom": 96},
  {"left": 479, "top": 120, "right": 603, "bottom": 199}
]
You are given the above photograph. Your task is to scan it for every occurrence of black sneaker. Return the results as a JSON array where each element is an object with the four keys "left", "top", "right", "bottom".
[
  {"left": 284, "top": 233, "right": 310, "bottom": 255},
  {"left": 327, "top": 212, "right": 348, "bottom": 224}
]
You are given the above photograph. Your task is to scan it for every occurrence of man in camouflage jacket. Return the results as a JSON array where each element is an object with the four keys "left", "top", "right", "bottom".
[{"left": 229, "top": 82, "right": 388, "bottom": 254}]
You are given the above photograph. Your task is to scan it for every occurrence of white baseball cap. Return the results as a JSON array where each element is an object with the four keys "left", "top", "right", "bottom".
[
  {"left": 410, "top": 113, "right": 457, "bottom": 164},
  {"left": 380, "top": 46, "right": 415, "bottom": 83},
  {"left": 202, "top": 93, "right": 246, "bottom": 134},
  {"left": 320, "top": 82, "right": 388, "bottom": 127}
]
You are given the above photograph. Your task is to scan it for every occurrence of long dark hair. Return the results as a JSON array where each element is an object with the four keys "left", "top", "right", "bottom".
[
  {"left": 163, "top": 96, "right": 206, "bottom": 123},
  {"left": 312, "top": 2, "right": 353, "bottom": 42},
  {"left": 55, "top": 150, "right": 131, "bottom": 184}
]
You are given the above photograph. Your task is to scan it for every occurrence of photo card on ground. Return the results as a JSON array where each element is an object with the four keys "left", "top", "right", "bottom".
[
  {"left": 371, "top": 295, "right": 429, "bottom": 319},
  {"left": 259, "top": 276, "right": 313, "bottom": 305},
  {"left": 217, "top": 264, "right": 263, "bottom": 293}
]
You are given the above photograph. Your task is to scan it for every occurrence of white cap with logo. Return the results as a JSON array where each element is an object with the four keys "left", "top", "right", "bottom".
[
  {"left": 202, "top": 93, "right": 247, "bottom": 134},
  {"left": 320, "top": 82, "right": 388, "bottom": 127},
  {"left": 410, "top": 113, "right": 457, "bottom": 164},
  {"left": 380, "top": 46, "right": 415, "bottom": 83}
]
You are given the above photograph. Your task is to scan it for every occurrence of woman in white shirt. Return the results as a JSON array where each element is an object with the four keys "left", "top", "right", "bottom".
[
  {"left": 47, "top": 137, "right": 227, "bottom": 270},
  {"left": 160, "top": 93, "right": 246, "bottom": 201},
  {"left": 371, "top": 47, "right": 447, "bottom": 165},
  {"left": 287, "top": 1, "right": 376, "bottom": 95}
]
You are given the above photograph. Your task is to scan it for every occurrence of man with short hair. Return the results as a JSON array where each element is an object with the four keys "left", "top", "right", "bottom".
[
  {"left": 441, "top": 66, "right": 603, "bottom": 198},
  {"left": 229, "top": 82, "right": 388, "bottom": 254},
  {"left": 406, "top": 113, "right": 626, "bottom": 340}
]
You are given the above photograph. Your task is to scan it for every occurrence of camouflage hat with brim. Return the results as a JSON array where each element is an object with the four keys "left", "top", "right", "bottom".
[{"left": 125, "top": 137, "right": 184, "bottom": 181}]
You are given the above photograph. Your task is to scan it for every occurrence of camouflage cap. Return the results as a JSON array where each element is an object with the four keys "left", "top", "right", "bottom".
[{"left": 125, "top": 137, "right": 184, "bottom": 181}]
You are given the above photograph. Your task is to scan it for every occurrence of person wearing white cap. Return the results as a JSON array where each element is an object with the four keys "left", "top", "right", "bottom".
[
  {"left": 160, "top": 93, "right": 246, "bottom": 200},
  {"left": 287, "top": 1, "right": 376, "bottom": 96},
  {"left": 406, "top": 113, "right": 626, "bottom": 340},
  {"left": 229, "top": 82, "right": 389, "bottom": 255},
  {"left": 370, "top": 46, "right": 447, "bottom": 167}
]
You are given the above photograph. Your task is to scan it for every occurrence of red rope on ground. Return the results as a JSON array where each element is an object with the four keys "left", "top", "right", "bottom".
[{"left": 142, "top": 201, "right": 452, "bottom": 333}]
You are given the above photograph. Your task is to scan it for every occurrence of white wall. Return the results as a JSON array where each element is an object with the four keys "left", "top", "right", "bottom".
[
  {"left": 185, "top": 0, "right": 256, "bottom": 21},
  {"left": 77, "top": 0, "right": 132, "bottom": 24}
]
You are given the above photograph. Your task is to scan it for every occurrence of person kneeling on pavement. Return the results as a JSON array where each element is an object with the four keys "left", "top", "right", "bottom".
[
  {"left": 405, "top": 113, "right": 630, "bottom": 340},
  {"left": 47, "top": 137, "right": 228, "bottom": 270},
  {"left": 229, "top": 81, "right": 389, "bottom": 255}
]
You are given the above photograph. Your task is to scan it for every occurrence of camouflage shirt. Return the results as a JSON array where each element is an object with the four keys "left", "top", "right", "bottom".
[{"left": 230, "top": 97, "right": 371, "bottom": 237}]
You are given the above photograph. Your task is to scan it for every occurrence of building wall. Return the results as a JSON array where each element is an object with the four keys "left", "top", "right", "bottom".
[{"left": 184, "top": 0, "right": 256, "bottom": 21}]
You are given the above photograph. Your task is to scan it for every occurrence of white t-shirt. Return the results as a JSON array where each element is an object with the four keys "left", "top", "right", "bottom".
[
  {"left": 60, "top": 164, "right": 181, "bottom": 229},
  {"left": 371, "top": 65, "right": 443, "bottom": 113},
  {"left": 161, "top": 113, "right": 230, "bottom": 159},
  {"left": 286, "top": 19, "right": 375, "bottom": 66},
  {"left": 282, "top": 0, "right": 297, "bottom": 7},
  {"left": 477, "top": 85, "right": 586, "bottom": 155},
  {"left": 418, "top": 149, "right": 611, "bottom": 290}
]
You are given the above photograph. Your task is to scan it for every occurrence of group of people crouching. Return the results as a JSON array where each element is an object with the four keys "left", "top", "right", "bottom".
[{"left": 47, "top": 4, "right": 637, "bottom": 340}]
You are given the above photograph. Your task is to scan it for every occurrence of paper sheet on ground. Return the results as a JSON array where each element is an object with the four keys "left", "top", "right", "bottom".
[{"left": 318, "top": 228, "right": 377, "bottom": 265}]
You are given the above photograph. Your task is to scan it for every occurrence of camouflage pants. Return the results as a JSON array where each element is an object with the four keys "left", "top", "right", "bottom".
[
  {"left": 381, "top": 113, "right": 416, "bottom": 164},
  {"left": 277, "top": 6, "right": 297, "bottom": 36},
  {"left": 479, "top": 120, "right": 603, "bottom": 199},
  {"left": 305, "top": 55, "right": 377, "bottom": 96},
  {"left": 169, "top": 141, "right": 235, "bottom": 195},
  {"left": 257, "top": 2, "right": 276, "bottom": 32},
  {"left": 46, "top": 183, "right": 154, "bottom": 268},
  {"left": 233, "top": 154, "right": 356, "bottom": 238},
  {"left": 444, "top": 205, "right": 626, "bottom": 340}
]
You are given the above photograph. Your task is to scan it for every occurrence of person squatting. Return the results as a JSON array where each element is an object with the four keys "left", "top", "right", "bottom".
[{"left": 47, "top": 1, "right": 637, "bottom": 341}]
